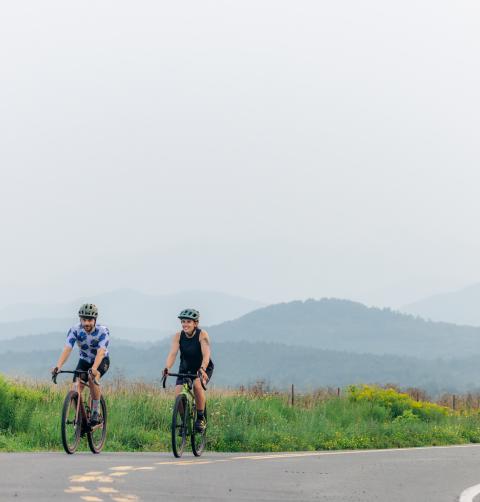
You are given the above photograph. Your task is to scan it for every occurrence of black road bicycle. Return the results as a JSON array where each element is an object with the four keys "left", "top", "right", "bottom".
[{"left": 52, "top": 369, "right": 107, "bottom": 454}]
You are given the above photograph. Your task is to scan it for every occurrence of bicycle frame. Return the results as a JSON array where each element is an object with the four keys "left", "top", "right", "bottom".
[
  {"left": 53, "top": 370, "right": 100, "bottom": 429},
  {"left": 179, "top": 378, "right": 195, "bottom": 400},
  {"left": 180, "top": 379, "right": 196, "bottom": 434},
  {"left": 162, "top": 372, "right": 205, "bottom": 432},
  {"left": 162, "top": 371, "right": 207, "bottom": 392},
  {"left": 73, "top": 377, "right": 89, "bottom": 429}
]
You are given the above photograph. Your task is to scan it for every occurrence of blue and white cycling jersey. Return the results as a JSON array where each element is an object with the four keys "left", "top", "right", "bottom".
[{"left": 65, "top": 323, "right": 110, "bottom": 363}]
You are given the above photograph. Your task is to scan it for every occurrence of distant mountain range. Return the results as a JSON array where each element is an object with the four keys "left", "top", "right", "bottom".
[
  {"left": 208, "top": 298, "right": 480, "bottom": 359},
  {"left": 3, "top": 298, "right": 480, "bottom": 393},
  {"left": 402, "top": 283, "right": 480, "bottom": 326},
  {"left": 2, "top": 337, "right": 480, "bottom": 394},
  {"left": 0, "top": 319, "right": 168, "bottom": 342},
  {"left": 0, "top": 332, "right": 152, "bottom": 353},
  {"left": 0, "top": 289, "right": 264, "bottom": 332}
]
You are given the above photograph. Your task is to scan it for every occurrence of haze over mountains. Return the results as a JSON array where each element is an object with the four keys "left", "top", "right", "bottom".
[
  {"left": 209, "top": 299, "right": 480, "bottom": 359},
  {"left": 402, "top": 283, "right": 480, "bottom": 327},
  {"left": 3, "top": 292, "right": 480, "bottom": 394},
  {"left": 3, "top": 340, "right": 480, "bottom": 394},
  {"left": 0, "top": 289, "right": 264, "bottom": 336}
]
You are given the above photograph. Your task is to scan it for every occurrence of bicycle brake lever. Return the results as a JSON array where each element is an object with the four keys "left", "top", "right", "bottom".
[
  {"left": 197, "top": 370, "right": 207, "bottom": 391},
  {"left": 88, "top": 369, "right": 100, "bottom": 386}
]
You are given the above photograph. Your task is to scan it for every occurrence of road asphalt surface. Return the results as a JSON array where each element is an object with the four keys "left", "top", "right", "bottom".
[{"left": 2, "top": 445, "right": 480, "bottom": 501}]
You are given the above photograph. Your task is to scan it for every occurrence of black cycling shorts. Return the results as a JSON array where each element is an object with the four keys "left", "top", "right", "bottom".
[
  {"left": 74, "top": 356, "right": 110, "bottom": 383},
  {"left": 176, "top": 362, "right": 214, "bottom": 386}
]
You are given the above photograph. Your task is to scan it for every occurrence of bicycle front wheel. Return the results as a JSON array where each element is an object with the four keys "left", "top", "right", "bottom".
[
  {"left": 61, "top": 391, "right": 81, "bottom": 454},
  {"left": 172, "top": 395, "right": 188, "bottom": 458},
  {"left": 87, "top": 396, "right": 107, "bottom": 454},
  {"left": 191, "top": 404, "right": 207, "bottom": 457}
]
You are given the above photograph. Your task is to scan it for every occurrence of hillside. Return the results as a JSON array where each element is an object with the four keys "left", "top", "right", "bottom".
[
  {"left": 207, "top": 298, "right": 480, "bottom": 359},
  {"left": 402, "top": 283, "right": 480, "bottom": 326},
  {"left": 5, "top": 298, "right": 480, "bottom": 393},
  {"left": 0, "top": 320, "right": 169, "bottom": 342},
  {"left": 2, "top": 336, "right": 479, "bottom": 394}
]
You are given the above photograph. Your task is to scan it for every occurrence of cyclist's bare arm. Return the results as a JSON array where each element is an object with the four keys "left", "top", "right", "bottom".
[
  {"left": 199, "top": 331, "right": 211, "bottom": 375},
  {"left": 52, "top": 346, "right": 72, "bottom": 373},
  {"left": 165, "top": 332, "right": 181, "bottom": 370}
]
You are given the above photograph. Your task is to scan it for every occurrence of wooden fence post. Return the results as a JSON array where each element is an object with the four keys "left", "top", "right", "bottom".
[
  {"left": 291, "top": 384, "right": 295, "bottom": 407},
  {"left": 452, "top": 394, "right": 456, "bottom": 410}
]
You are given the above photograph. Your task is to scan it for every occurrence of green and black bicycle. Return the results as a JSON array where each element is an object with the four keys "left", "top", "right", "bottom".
[{"left": 162, "top": 371, "right": 207, "bottom": 458}]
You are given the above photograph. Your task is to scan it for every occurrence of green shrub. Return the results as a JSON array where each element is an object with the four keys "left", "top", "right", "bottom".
[
  {"left": 1, "top": 376, "right": 480, "bottom": 452},
  {"left": 348, "top": 385, "right": 449, "bottom": 422},
  {"left": 0, "top": 375, "right": 42, "bottom": 433}
]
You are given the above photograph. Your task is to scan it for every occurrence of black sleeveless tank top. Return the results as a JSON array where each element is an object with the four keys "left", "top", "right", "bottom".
[{"left": 179, "top": 328, "right": 213, "bottom": 373}]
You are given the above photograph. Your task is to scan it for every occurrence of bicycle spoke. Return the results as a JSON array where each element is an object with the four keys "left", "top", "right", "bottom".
[
  {"left": 87, "top": 396, "right": 107, "bottom": 454},
  {"left": 172, "top": 395, "right": 188, "bottom": 458},
  {"left": 61, "top": 391, "right": 81, "bottom": 454}
]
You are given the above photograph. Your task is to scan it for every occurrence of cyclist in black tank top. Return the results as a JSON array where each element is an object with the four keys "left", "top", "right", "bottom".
[{"left": 163, "top": 308, "right": 214, "bottom": 432}]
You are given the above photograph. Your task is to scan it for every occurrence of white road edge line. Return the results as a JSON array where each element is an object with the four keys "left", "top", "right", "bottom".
[
  {"left": 149, "top": 444, "right": 480, "bottom": 467},
  {"left": 230, "top": 444, "right": 480, "bottom": 459},
  {"left": 459, "top": 484, "right": 480, "bottom": 502}
]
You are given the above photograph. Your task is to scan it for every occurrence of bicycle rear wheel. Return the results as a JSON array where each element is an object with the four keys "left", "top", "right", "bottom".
[
  {"left": 172, "top": 395, "right": 188, "bottom": 458},
  {"left": 87, "top": 396, "right": 107, "bottom": 454},
  {"left": 61, "top": 391, "right": 81, "bottom": 454},
  {"left": 191, "top": 404, "right": 207, "bottom": 456}
]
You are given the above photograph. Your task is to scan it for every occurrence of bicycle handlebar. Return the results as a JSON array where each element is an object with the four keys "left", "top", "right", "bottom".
[
  {"left": 162, "top": 371, "right": 207, "bottom": 391},
  {"left": 52, "top": 369, "right": 100, "bottom": 386}
]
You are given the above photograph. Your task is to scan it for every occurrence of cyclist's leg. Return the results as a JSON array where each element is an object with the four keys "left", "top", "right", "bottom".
[
  {"left": 194, "top": 366, "right": 212, "bottom": 431},
  {"left": 75, "top": 358, "right": 90, "bottom": 389},
  {"left": 175, "top": 375, "right": 185, "bottom": 397},
  {"left": 89, "top": 375, "right": 101, "bottom": 399},
  {"left": 193, "top": 379, "right": 206, "bottom": 411},
  {"left": 88, "top": 361, "right": 102, "bottom": 401},
  {"left": 89, "top": 357, "right": 109, "bottom": 421},
  {"left": 193, "top": 364, "right": 213, "bottom": 411},
  {"left": 193, "top": 380, "right": 207, "bottom": 431},
  {"left": 89, "top": 356, "right": 110, "bottom": 392}
]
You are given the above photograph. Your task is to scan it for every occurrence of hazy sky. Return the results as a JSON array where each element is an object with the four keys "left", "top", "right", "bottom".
[{"left": 1, "top": 1, "right": 479, "bottom": 308}]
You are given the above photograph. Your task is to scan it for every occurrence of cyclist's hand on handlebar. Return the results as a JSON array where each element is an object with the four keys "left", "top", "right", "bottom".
[
  {"left": 161, "top": 368, "right": 169, "bottom": 388},
  {"left": 51, "top": 367, "right": 59, "bottom": 384},
  {"left": 89, "top": 368, "right": 100, "bottom": 379}
]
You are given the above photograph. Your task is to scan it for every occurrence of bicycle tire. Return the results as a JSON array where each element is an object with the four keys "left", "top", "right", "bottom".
[
  {"left": 87, "top": 396, "right": 107, "bottom": 454},
  {"left": 61, "top": 391, "right": 81, "bottom": 454},
  {"left": 191, "top": 404, "right": 207, "bottom": 456},
  {"left": 172, "top": 394, "right": 188, "bottom": 458}
]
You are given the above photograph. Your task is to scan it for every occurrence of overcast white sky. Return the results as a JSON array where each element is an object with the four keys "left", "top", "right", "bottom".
[{"left": 1, "top": 1, "right": 479, "bottom": 308}]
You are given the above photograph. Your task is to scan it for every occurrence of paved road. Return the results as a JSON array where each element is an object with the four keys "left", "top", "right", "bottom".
[{"left": 2, "top": 445, "right": 480, "bottom": 501}]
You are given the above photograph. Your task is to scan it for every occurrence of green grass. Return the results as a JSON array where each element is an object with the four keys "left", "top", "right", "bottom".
[{"left": 1, "top": 375, "right": 480, "bottom": 452}]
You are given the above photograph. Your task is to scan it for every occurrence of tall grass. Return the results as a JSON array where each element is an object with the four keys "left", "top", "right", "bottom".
[{"left": 1, "top": 375, "right": 480, "bottom": 452}]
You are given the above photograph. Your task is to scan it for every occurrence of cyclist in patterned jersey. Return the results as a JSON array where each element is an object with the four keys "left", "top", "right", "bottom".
[
  {"left": 163, "top": 308, "right": 214, "bottom": 432},
  {"left": 51, "top": 303, "right": 110, "bottom": 426}
]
